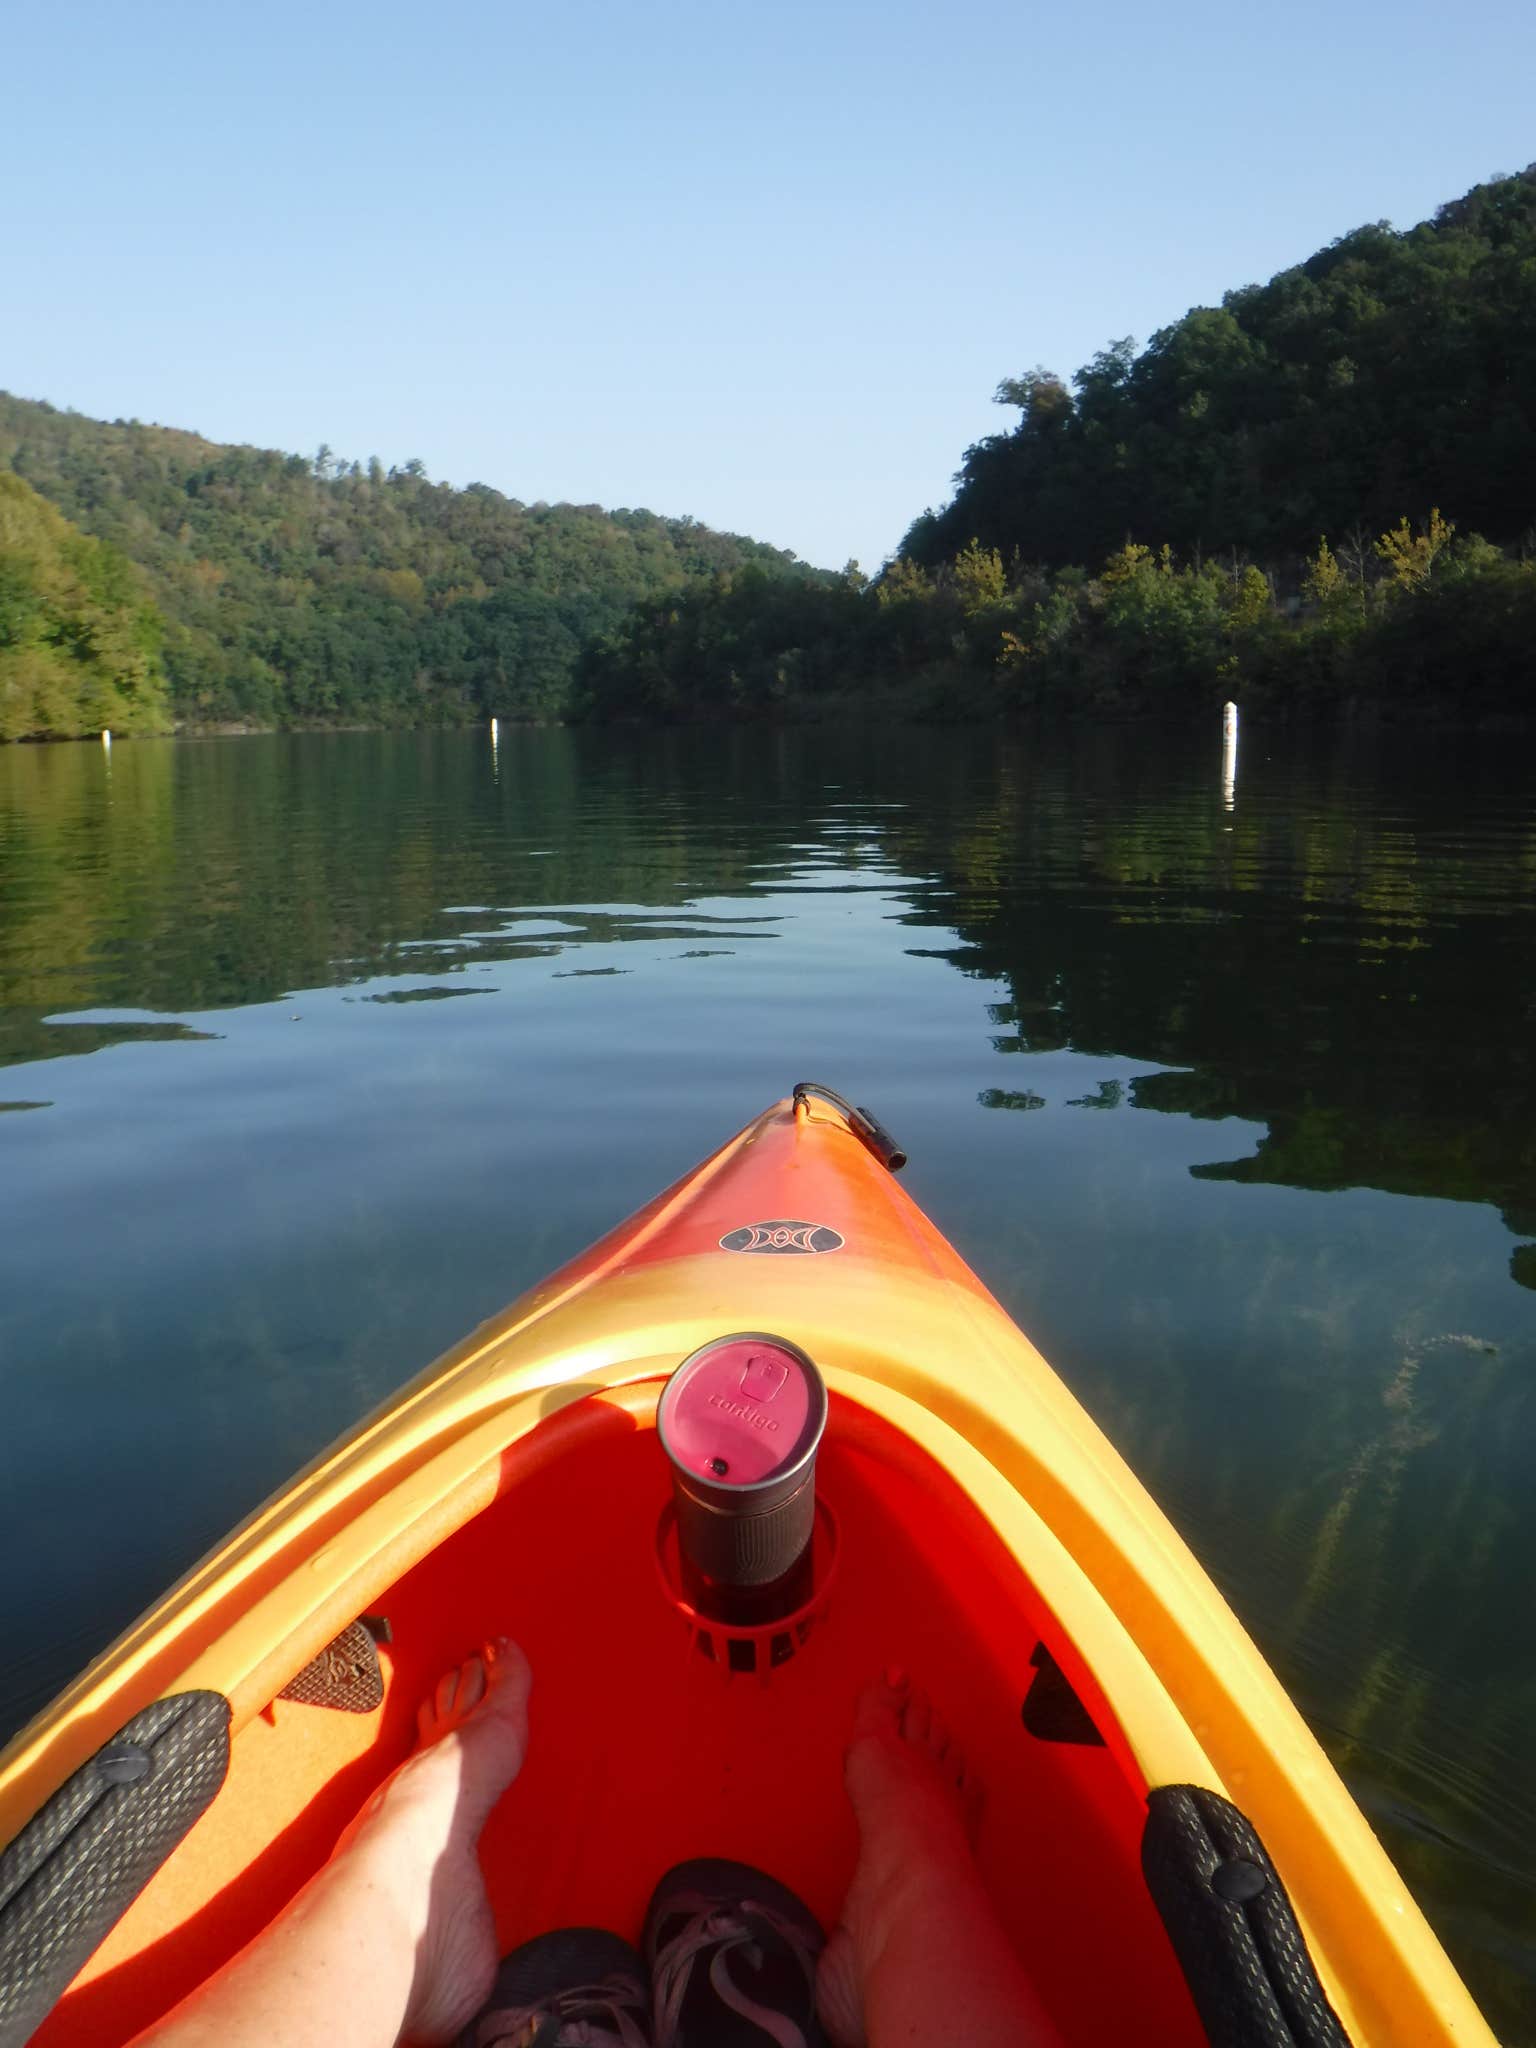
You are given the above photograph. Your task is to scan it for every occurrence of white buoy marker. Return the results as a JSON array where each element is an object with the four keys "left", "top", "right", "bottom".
[{"left": 1221, "top": 702, "right": 1237, "bottom": 813}]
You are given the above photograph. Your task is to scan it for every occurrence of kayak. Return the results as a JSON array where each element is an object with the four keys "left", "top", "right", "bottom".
[{"left": 0, "top": 1087, "right": 1494, "bottom": 2047}]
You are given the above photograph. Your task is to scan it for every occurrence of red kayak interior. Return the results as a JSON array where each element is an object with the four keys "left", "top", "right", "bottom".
[{"left": 40, "top": 1389, "right": 1204, "bottom": 2045}]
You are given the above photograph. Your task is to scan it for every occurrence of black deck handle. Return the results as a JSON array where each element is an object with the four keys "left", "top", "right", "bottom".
[{"left": 792, "top": 1082, "right": 907, "bottom": 1172}]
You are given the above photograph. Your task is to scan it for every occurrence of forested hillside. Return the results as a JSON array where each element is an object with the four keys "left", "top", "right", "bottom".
[
  {"left": 582, "top": 169, "right": 1536, "bottom": 725},
  {"left": 0, "top": 473, "right": 171, "bottom": 740},
  {"left": 7, "top": 168, "right": 1534, "bottom": 736},
  {"left": 0, "top": 395, "right": 812, "bottom": 729},
  {"left": 904, "top": 167, "right": 1536, "bottom": 570}
]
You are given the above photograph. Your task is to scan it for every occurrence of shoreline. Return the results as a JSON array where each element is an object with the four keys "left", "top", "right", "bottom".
[{"left": 6, "top": 703, "right": 1536, "bottom": 745}]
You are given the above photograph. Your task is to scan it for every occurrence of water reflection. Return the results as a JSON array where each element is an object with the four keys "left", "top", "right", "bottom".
[{"left": 877, "top": 733, "right": 1536, "bottom": 1292}]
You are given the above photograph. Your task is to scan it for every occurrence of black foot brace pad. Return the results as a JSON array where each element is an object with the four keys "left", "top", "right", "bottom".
[
  {"left": 0, "top": 1689, "right": 230, "bottom": 2047},
  {"left": 1143, "top": 1784, "right": 1350, "bottom": 2047}
]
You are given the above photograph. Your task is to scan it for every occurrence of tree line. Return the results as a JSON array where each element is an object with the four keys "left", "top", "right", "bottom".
[
  {"left": 904, "top": 167, "right": 1536, "bottom": 570},
  {"left": 5, "top": 165, "right": 1535, "bottom": 736},
  {"left": 577, "top": 515, "right": 1536, "bottom": 723},
  {"left": 0, "top": 393, "right": 813, "bottom": 737}
]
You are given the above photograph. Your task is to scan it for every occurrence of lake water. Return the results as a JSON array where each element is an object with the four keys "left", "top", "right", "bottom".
[{"left": 1, "top": 724, "right": 1533, "bottom": 2033}]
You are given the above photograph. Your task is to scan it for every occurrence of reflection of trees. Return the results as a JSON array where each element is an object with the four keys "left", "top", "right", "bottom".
[
  {"left": 6, "top": 717, "right": 1528, "bottom": 1271},
  {"left": 0, "top": 728, "right": 879, "bottom": 1073},
  {"left": 1066, "top": 1079, "right": 1122, "bottom": 1109},
  {"left": 15, "top": 723, "right": 1515, "bottom": 1245},
  {"left": 883, "top": 728, "right": 1536, "bottom": 1288},
  {"left": 978, "top": 1086, "right": 1044, "bottom": 1111}
]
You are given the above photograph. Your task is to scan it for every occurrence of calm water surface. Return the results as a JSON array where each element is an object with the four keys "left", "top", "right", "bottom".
[{"left": 2, "top": 726, "right": 1533, "bottom": 2033}]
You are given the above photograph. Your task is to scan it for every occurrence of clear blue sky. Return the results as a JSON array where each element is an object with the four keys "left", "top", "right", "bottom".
[{"left": 6, "top": 0, "right": 1534, "bottom": 569}]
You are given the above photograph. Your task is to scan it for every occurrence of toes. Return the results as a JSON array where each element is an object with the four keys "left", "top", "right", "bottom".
[
  {"left": 418, "top": 1639, "right": 532, "bottom": 1745},
  {"left": 852, "top": 1673, "right": 956, "bottom": 1765},
  {"left": 459, "top": 1655, "right": 490, "bottom": 1715},
  {"left": 484, "top": 1636, "right": 533, "bottom": 1712},
  {"left": 851, "top": 1670, "right": 907, "bottom": 1744},
  {"left": 413, "top": 1662, "right": 463, "bottom": 1743},
  {"left": 892, "top": 1682, "right": 961, "bottom": 1772},
  {"left": 852, "top": 1668, "right": 975, "bottom": 1767}
]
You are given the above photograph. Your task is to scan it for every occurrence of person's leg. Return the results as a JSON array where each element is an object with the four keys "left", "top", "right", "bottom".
[
  {"left": 817, "top": 1672, "right": 1062, "bottom": 2048},
  {"left": 133, "top": 1636, "right": 532, "bottom": 2048}
]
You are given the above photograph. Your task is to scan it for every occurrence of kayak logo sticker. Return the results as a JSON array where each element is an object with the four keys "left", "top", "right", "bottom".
[{"left": 719, "top": 1219, "right": 845, "bottom": 1255}]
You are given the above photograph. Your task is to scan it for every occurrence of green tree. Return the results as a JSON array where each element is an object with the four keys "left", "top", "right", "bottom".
[
  {"left": 949, "top": 539, "right": 1006, "bottom": 612},
  {"left": 1303, "top": 538, "right": 1347, "bottom": 609},
  {"left": 0, "top": 473, "right": 171, "bottom": 740},
  {"left": 1375, "top": 508, "right": 1456, "bottom": 591}
]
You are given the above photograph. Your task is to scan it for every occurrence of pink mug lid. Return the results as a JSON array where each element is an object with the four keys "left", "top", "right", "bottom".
[{"left": 658, "top": 1334, "right": 825, "bottom": 1489}]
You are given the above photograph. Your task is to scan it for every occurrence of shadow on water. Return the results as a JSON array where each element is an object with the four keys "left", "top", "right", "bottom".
[{"left": 2, "top": 723, "right": 1534, "bottom": 2031}]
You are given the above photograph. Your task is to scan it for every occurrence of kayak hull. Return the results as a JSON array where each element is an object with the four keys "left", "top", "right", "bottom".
[{"left": 0, "top": 1096, "right": 1494, "bottom": 2045}]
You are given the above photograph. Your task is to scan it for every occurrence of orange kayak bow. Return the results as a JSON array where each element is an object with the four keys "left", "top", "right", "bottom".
[{"left": 0, "top": 1090, "right": 1495, "bottom": 2046}]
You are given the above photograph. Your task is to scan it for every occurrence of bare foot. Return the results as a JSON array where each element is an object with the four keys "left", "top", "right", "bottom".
[
  {"left": 129, "top": 1641, "right": 533, "bottom": 2048},
  {"left": 344, "top": 1637, "right": 532, "bottom": 2046},
  {"left": 817, "top": 1669, "right": 981, "bottom": 2048}
]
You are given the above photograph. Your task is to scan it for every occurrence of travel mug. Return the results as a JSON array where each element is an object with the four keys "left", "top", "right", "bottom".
[{"left": 657, "top": 1332, "right": 828, "bottom": 1625}]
